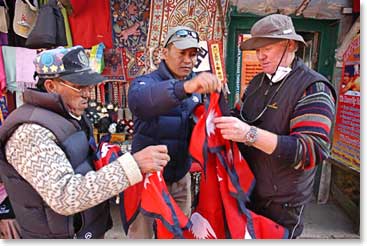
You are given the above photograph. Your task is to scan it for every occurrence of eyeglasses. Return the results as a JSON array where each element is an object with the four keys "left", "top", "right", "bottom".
[
  {"left": 165, "top": 29, "right": 199, "bottom": 47},
  {"left": 58, "top": 80, "right": 93, "bottom": 97}
]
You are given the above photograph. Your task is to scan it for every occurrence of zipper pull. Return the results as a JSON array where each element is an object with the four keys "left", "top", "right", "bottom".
[{"left": 115, "top": 195, "right": 120, "bottom": 204}]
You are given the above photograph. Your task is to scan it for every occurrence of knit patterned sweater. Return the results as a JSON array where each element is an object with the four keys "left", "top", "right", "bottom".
[
  {"left": 272, "top": 81, "right": 336, "bottom": 170},
  {"left": 5, "top": 123, "right": 142, "bottom": 216}
]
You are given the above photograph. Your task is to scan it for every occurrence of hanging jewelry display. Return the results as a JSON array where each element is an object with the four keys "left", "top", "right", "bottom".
[
  {"left": 106, "top": 82, "right": 114, "bottom": 111},
  {"left": 115, "top": 80, "right": 126, "bottom": 133},
  {"left": 113, "top": 81, "right": 119, "bottom": 112},
  {"left": 99, "top": 83, "right": 108, "bottom": 114},
  {"left": 96, "top": 83, "right": 102, "bottom": 112},
  {"left": 106, "top": 81, "right": 118, "bottom": 126},
  {"left": 116, "top": 81, "right": 123, "bottom": 121},
  {"left": 85, "top": 86, "right": 100, "bottom": 126}
]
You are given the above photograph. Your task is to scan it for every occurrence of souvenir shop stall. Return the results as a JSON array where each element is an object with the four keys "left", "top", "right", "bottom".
[
  {"left": 0, "top": 0, "right": 149, "bottom": 151},
  {"left": 0, "top": 0, "right": 229, "bottom": 148},
  {"left": 0, "top": 1, "right": 229, "bottom": 237},
  {"left": 1, "top": 0, "right": 360, "bottom": 239}
]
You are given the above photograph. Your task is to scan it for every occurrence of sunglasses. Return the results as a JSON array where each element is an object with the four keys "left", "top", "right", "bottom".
[
  {"left": 58, "top": 79, "right": 94, "bottom": 97},
  {"left": 165, "top": 29, "right": 199, "bottom": 47}
]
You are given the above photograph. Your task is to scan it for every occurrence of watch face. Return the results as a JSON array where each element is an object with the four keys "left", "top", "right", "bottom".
[
  {"left": 245, "top": 126, "right": 257, "bottom": 146},
  {"left": 248, "top": 131, "right": 256, "bottom": 141}
]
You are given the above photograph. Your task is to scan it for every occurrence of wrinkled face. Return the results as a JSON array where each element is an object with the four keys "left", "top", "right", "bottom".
[
  {"left": 162, "top": 44, "right": 198, "bottom": 80},
  {"left": 256, "top": 40, "right": 295, "bottom": 74},
  {"left": 46, "top": 79, "right": 93, "bottom": 117}
]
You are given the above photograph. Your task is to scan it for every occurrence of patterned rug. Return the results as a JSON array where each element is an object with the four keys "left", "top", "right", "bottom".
[
  {"left": 102, "top": 48, "right": 126, "bottom": 81},
  {"left": 108, "top": 0, "right": 150, "bottom": 81},
  {"left": 122, "top": 48, "right": 146, "bottom": 81},
  {"left": 145, "top": 0, "right": 229, "bottom": 72}
]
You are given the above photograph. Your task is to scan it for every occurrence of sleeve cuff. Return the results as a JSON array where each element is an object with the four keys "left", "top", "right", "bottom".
[
  {"left": 173, "top": 80, "right": 189, "bottom": 100},
  {"left": 117, "top": 152, "right": 143, "bottom": 186},
  {"left": 273, "top": 135, "right": 299, "bottom": 165}
]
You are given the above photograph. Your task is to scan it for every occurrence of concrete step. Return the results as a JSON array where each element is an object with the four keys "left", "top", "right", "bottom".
[{"left": 300, "top": 198, "right": 359, "bottom": 239}]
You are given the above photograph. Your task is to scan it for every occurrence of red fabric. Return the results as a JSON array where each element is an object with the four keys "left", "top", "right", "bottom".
[
  {"left": 353, "top": 0, "right": 360, "bottom": 13},
  {"left": 119, "top": 92, "right": 288, "bottom": 239},
  {"left": 141, "top": 172, "right": 191, "bottom": 238},
  {"left": 93, "top": 135, "right": 143, "bottom": 232},
  {"left": 119, "top": 180, "right": 143, "bottom": 233},
  {"left": 249, "top": 210, "right": 289, "bottom": 239},
  {"left": 189, "top": 162, "right": 202, "bottom": 172},
  {"left": 119, "top": 172, "right": 190, "bottom": 238},
  {"left": 184, "top": 92, "right": 288, "bottom": 239},
  {"left": 68, "top": 0, "right": 113, "bottom": 48},
  {"left": 93, "top": 142, "right": 121, "bottom": 170}
]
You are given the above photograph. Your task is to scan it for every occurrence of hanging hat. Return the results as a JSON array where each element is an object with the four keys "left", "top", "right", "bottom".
[
  {"left": 13, "top": 0, "right": 38, "bottom": 38},
  {"left": 240, "top": 14, "right": 307, "bottom": 50},
  {"left": 34, "top": 45, "right": 106, "bottom": 86}
]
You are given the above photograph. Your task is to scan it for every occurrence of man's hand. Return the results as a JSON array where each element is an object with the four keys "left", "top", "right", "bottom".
[
  {"left": 133, "top": 145, "right": 170, "bottom": 173},
  {"left": 213, "top": 116, "right": 250, "bottom": 142},
  {"left": 184, "top": 72, "right": 222, "bottom": 94}
]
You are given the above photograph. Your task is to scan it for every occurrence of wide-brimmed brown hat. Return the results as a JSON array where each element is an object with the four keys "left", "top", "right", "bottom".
[{"left": 240, "top": 14, "right": 307, "bottom": 50}]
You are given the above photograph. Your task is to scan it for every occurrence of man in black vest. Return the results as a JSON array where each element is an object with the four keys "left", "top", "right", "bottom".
[
  {"left": 214, "top": 14, "right": 336, "bottom": 238},
  {"left": 0, "top": 46, "right": 170, "bottom": 239}
]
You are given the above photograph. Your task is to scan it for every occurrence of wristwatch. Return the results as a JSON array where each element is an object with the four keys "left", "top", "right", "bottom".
[{"left": 244, "top": 126, "right": 258, "bottom": 146}]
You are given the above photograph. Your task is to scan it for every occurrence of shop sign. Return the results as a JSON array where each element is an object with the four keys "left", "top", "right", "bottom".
[{"left": 331, "top": 34, "right": 360, "bottom": 172}]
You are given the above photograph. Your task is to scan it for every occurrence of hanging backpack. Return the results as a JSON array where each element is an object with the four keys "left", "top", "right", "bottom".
[{"left": 25, "top": 0, "right": 67, "bottom": 49}]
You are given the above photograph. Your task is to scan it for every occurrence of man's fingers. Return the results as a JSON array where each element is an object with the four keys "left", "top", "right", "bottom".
[
  {"left": 152, "top": 145, "right": 170, "bottom": 169},
  {"left": 197, "top": 73, "right": 222, "bottom": 93},
  {"left": 153, "top": 152, "right": 170, "bottom": 162},
  {"left": 153, "top": 145, "right": 168, "bottom": 153}
]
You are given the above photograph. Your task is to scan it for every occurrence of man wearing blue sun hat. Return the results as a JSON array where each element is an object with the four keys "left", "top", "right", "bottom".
[{"left": 0, "top": 45, "right": 170, "bottom": 238}]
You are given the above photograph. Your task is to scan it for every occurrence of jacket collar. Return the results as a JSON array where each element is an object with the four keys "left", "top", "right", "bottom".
[{"left": 23, "top": 88, "right": 71, "bottom": 118}]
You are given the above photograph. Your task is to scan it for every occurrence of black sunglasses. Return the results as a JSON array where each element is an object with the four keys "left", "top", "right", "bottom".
[{"left": 165, "top": 29, "right": 199, "bottom": 47}]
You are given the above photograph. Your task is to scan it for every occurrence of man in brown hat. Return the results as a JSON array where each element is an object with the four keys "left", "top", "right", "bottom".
[
  {"left": 127, "top": 25, "right": 222, "bottom": 238},
  {"left": 214, "top": 14, "right": 336, "bottom": 238}
]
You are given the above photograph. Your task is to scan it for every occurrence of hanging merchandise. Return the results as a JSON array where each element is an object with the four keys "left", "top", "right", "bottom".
[
  {"left": 106, "top": 82, "right": 117, "bottom": 123},
  {"left": 0, "top": 46, "right": 6, "bottom": 97},
  {"left": 120, "top": 82, "right": 134, "bottom": 136},
  {"left": 67, "top": 0, "right": 113, "bottom": 48},
  {"left": 0, "top": 0, "right": 9, "bottom": 34},
  {"left": 1, "top": 46, "right": 37, "bottom": 94},
  {"left": 15, "top": 47, "right": 37, "bottom": 91},
  {"left": 145, "top": 0, "right": 229, "bottom": 73},
  {"left": 0, "top": 32, "right": 7, "bottom": 45},
  {"left": 85, "top": 80, "right": 132, "bottom": 144},
  {"left": 59, "top": 1, "right": 73, "bottom": 47},
  {"left": 0, "top": 95, "right": 8, "bottom": 126},
  {"left": 13, "top": 0, "right": 38, "bottom": 39},
  {"left": 89, "top": 43, "right": 106, "bottom": 74},
  {"left": 101, "top": 48, "right": 126, "bottom": 81},
  {"left": 25, "top": 0, "right": 67, "bottom": 49},
  {"left": 1, "top": 46, "right": 16, "bottom": 93}
]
